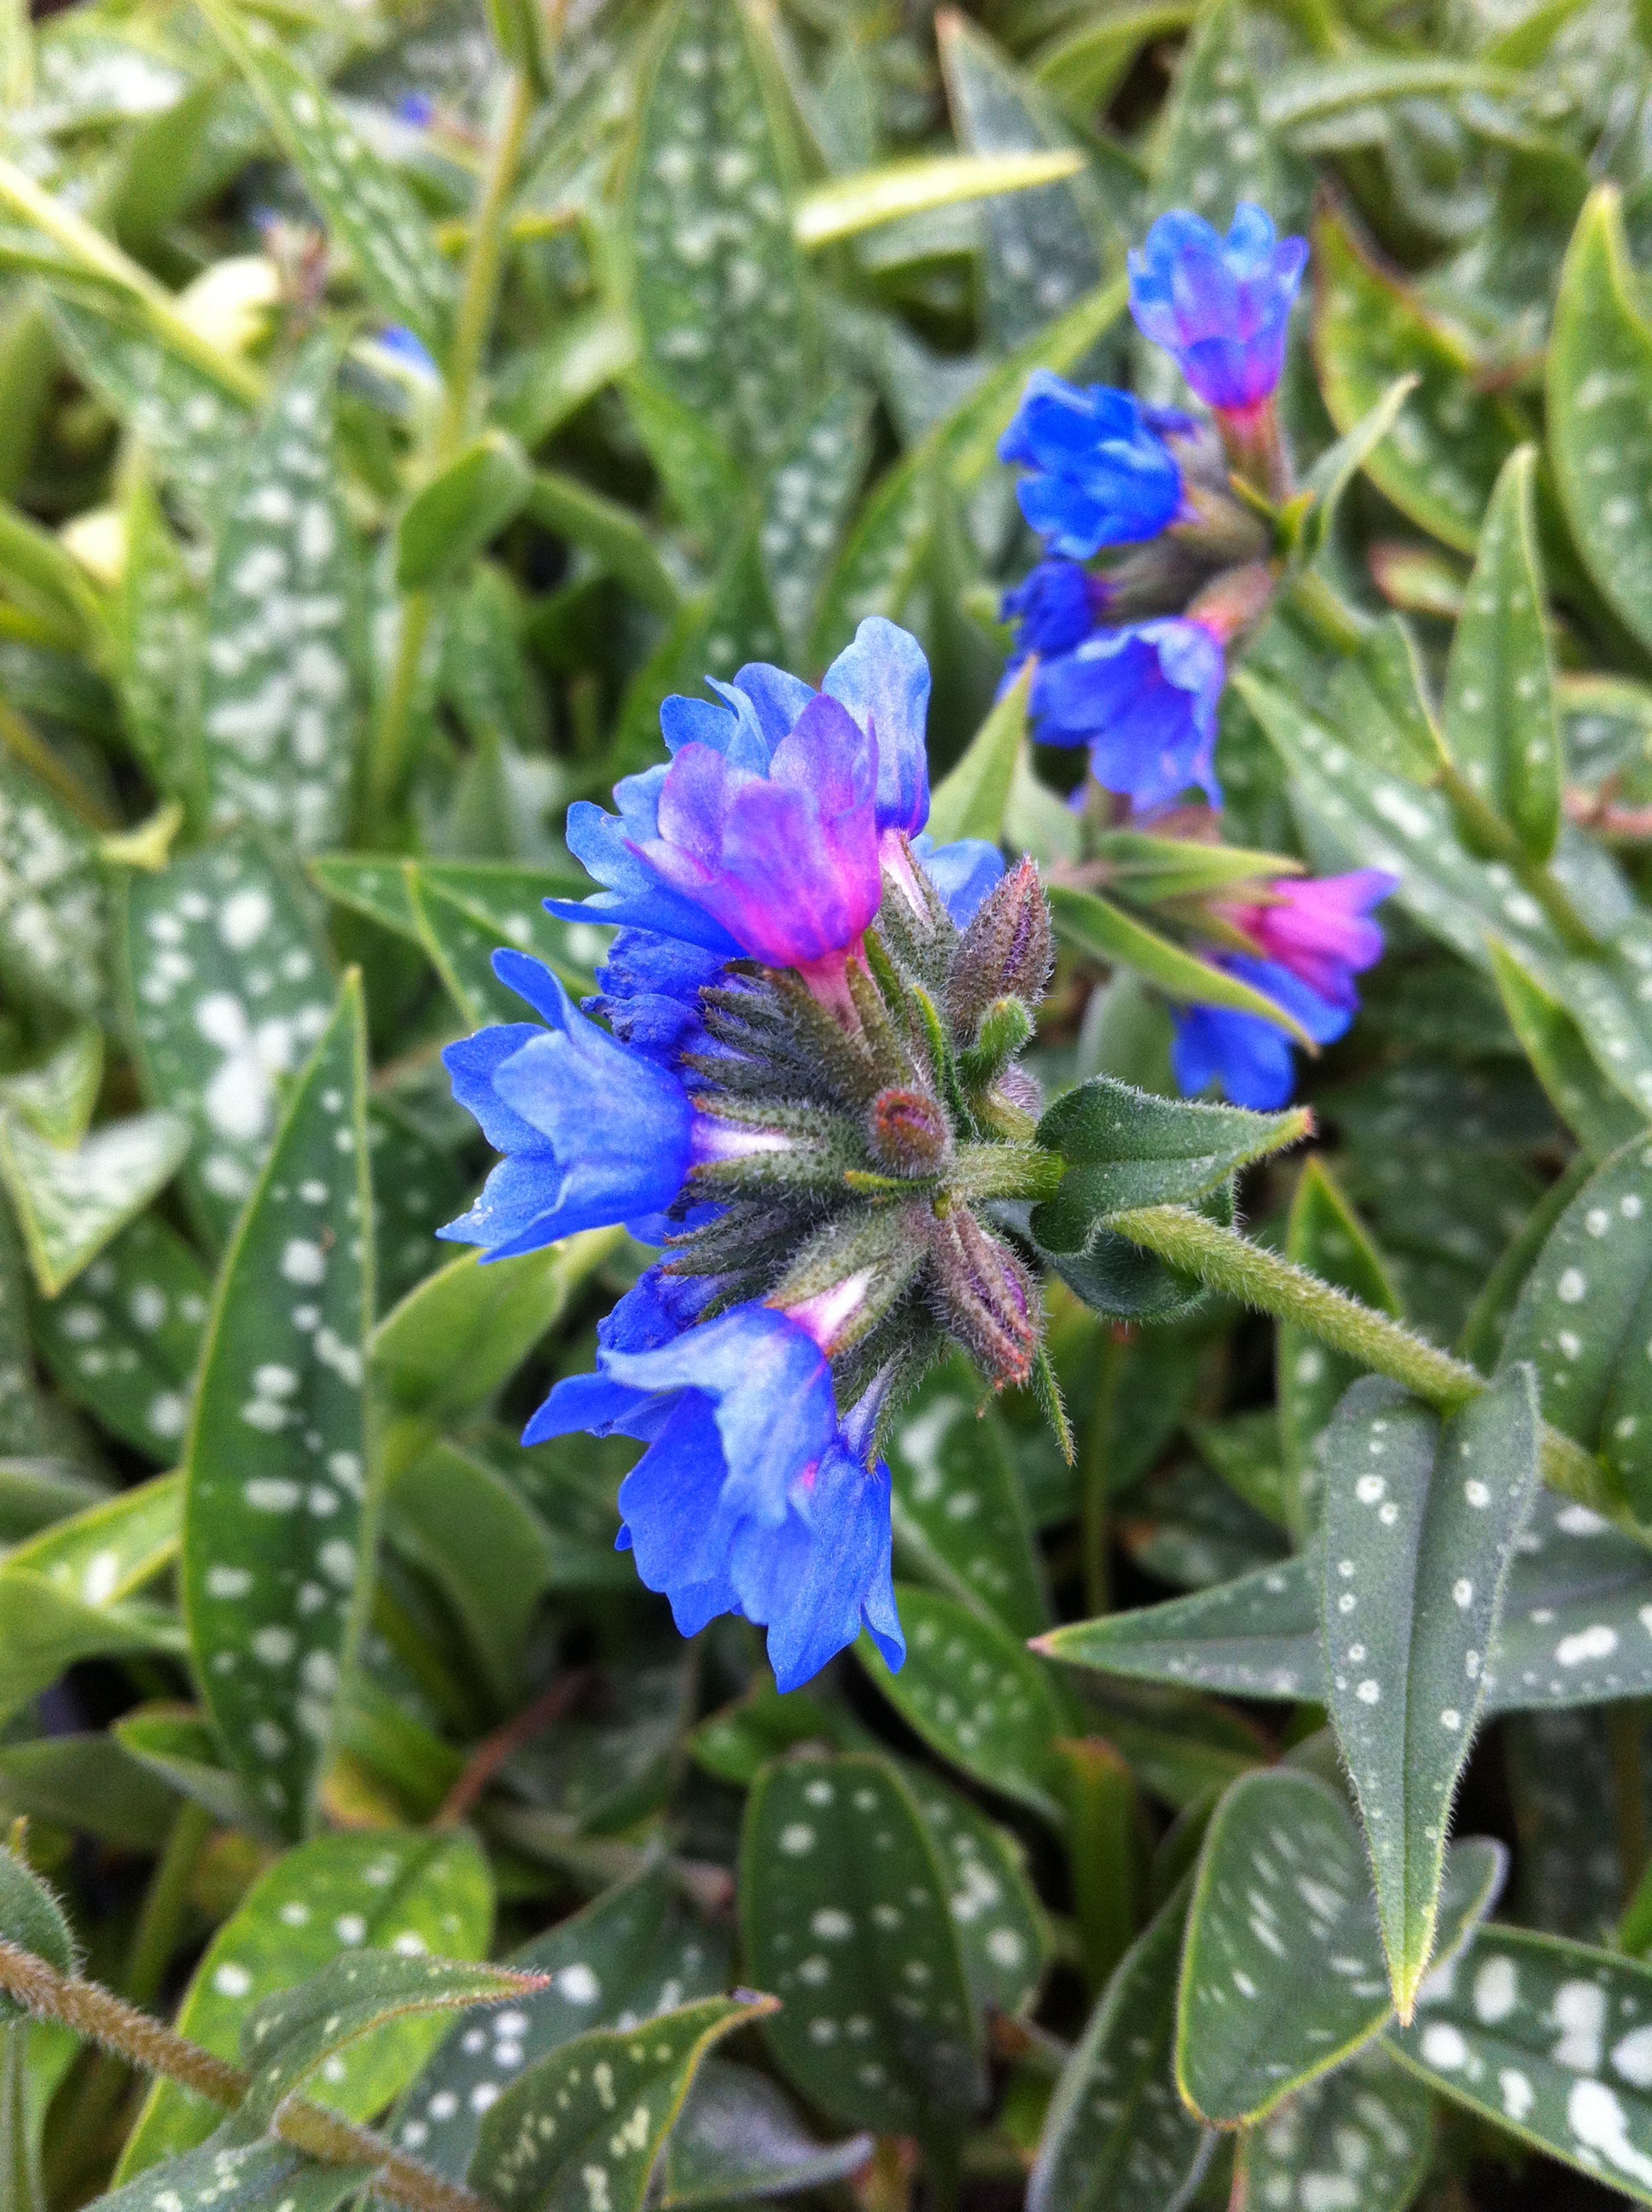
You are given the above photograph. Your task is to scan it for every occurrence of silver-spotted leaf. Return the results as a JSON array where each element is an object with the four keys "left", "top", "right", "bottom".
[
  {"left": 0, "top": 760, "right": 104, "bottom": 1022},
  {"left": 1234, "top": 2046, "right": 1434, "bottom": 2212},
  {"left": 181, "top": 977, "right": 373, "bottom": 1838},
  {"left": 0, "top": 1111, "right": 189, "bottom": 1299},
  {"left": 90, "top": 2135, "right": 365, "bottom": 2212},
  {"left": 653, "top": 2060, "right": 871, "bottom": 2209},
  {"left": 26, "top": 1215, "right": 205, "bottom": 1459},
  {"left": 899, "top": 1761, "right": 1051, "bottom": 2019}
]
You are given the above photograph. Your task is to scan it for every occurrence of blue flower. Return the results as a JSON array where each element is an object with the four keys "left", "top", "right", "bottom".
[
  {"left": 910, "top": 833, "right": 1004, "bottom": 928},
  {"left": 1001, "top": 558, "right": 1108, "bottom": 672},
  {"left": 376, "top": 325, "right": 439, "bottom": 377},
  {"left": 527, "top": 1275, "right": 904, "bottom": 1692},
  {"left": 998, "top": 372, "right": 1184, "bottom": 558},
  {"left": 438, "top": 952, "right": 694, "bottom": 1259},
  {"left": 1033, "top": 618, "right": 1225, "bottom": 810},
  {"left": 586, "top": 928, "right": 730, "bottom": 1068},
  {"left": 1129, "top": 203, "right": 1308, "bottom": 416},
  {"left": 1171, "top": 957, "right": 1352, "bottom": 1109}
]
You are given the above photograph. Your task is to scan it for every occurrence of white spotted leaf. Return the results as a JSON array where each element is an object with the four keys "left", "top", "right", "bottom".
[
  {"left": 740, "top": 1752, "right": 986, "bottom": 2136},
  {"left": 1549, "top": 186, "right": 1652, "bottom": 661},
  {"left": 1443, "top": 445, "right": 1562, "bottom": 864},
  {"left": 198, "top": 336, "right": 360, "bottom": 858},
  {"left": 1037, "top": 1549, "right": 1323, "bottom": 1703},
  {"left": 1027, "top": 1881, "right": 1217, "bottom": 2212},
  {"left": 467, "top": 1995, "right": 772, "bottom": 2212},
  {"left": 0, "top": 759, "right": 106, "bottom": 1022},
  {"left": 117, "top": 1828, "right": 492, "bottom": 2180},
  {"left": 116, "top": 469, "right": 204, "bottom": 809},
  {"left": 759, "top": 383, "right": 873, "bottom": 652},
  {"left": 899, "top": 1761, "right": 1051, "bottom": 2019},
  {"left": 858, "top": 1584, "right": 1072, "bottom": 1824},
  {"left": 125, "top": 830, "right": 337, "bottom": 1245},
  {"left": 389, "top": 1866, "right": 729, "bottom": 2182},
  {"left": 32, "top": 1213, "right": 209, "bottom": 1459},
  {"left": 201, "top": 8, "right": 451, "bottom": 355},
  {"left": 627, "top": 0, "right": 811, "bottom": 474},
  {"left": 1176, "top": 1767, "right": 1504, "bottom": 2126},
  {"left": 88, "top": 2133, "right": 366, "bottom": 2212},
  {"left": 0, "top": 1110, "right": 189, "bottom": 1299},
  {"left": 180, "top": 975, "right": 373, "bottom": 1841},
  {"left": 1321, "top": 1370, "right": 1540, "bottom": 2017},
  {"left": 1387, "top": 1923, "right": 1652, "bottom": 2204},
  {"left": 1500, "top": 1131, "right": 1652, "bottom": 1516},
  {"left": 887, "top": 1359, "right": 1050, "bottom": 1638},
  {"left": 0, "top": 1029, "right": 102, "bottom": 1151},
  {"left": 1232, "top": 2046, "right": 1434, "bottom": 2212},
  {"left": 653, "top": 2059, "right": 873, "bottom": 2208}
]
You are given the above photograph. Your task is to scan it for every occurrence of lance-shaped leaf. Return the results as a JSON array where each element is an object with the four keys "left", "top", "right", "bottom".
[
  {"left": 794, "top": 149, "right": 1085, "bottom": 250},
  {"left": 397, "top": 434, "right": 533, "bottom": 593},
  {"left": 0, "top": 1110, "right": 189, "bottom": 1297},
  {"left": 1549, "top": 184, "right": 1652, "bottom": 661},
  {"left": 1320, "top": 1370, "right": 1539, "bottom": 2017},
  {"left": 927, "top": 665, "right": 1029, "bottom": 848},
  {"left": 858, "top": 1585, "right": 1070, "bottom": 1823},
  {"left": 886, "top": 1359, "right": 1050, "bottom": 1637},
  {"left": 899, "top": 1761, "right": 1050, "bottom": 2018},
  {"left": 90, "top": 2134, "right": 366, "bottom": 2212},
  {"left": 740, "top": 1752, "right": 986, "bottom": 2135},
  {"left": 117, "top": 469, "right": 203, "bottom": 807},
  {"left": 0, "top": 1031, "right": 100, "bottom": 1150},
  {"left": 1036, "top": 1550, "right": 1322, "bottom": 1703},
  {"left": 1032, "top": 1075, "right": 1309, "bottom": 1254},
  {"left": 125, "top": 830, "right": 336, "bottom": 1244},
  {"left": 201, "top": 8, "right": 451, "bottom": 354},
  {"left": 627, "top": 0, "right": 810, "bottom": 472},
  {"left": 1278, "top": 1159, "right": 1401, "bottom": 1537},
  {"left": 199, "top": 337, "right": 358, "bottom": 859},
  {"left": 1387, "top": 1923, "right": 1652, "bottom": 2203},
  {"left": 1442, "top": 445, "right": 1561, "bottom": 863},
  {"left": 118, "top": 1828, "right": 492, "bottom": 2178},
  {"left": 1500, "top": 1130, "right": 1652, "bottom": 1516},
  {"left": 388, "top": 1866, "right": 729, "bottom": 2180},
  {"left": 1176, "top": 1767, "right": 1504, "bottom": 2126},
  {"left": 654, "top": 2061, "right": 872, "bottom": 2209},
  {"left": 1490, "top": 942, "right": 1648, "bottom": 1161},
  {"left": 1028, "top": 1882, "right": 1216, "bottom": 2212},
  {"left": 0, "top": 760, "right": 105, "bottom": 1022},
  {"left": 114, "top": 1704, "right": 264, "bottom": 1834},
  {"left": 1295, "top": 375, "right": 1418, "bottom": 569},
  {"left": 1233, "top": 2046, "right": 1434, "bottom": 2212},
  {"left": 1149, "top": 0, "right": 1290, "bottom": 232},
  {"left": 759, "top": 385, "right": 871, "bottom": 650},
  {"left": 0, "top": 1730, "right": 180, "bottom": 1852},
  {"left": 181, "top": 975, "right": 373, "bottom": 1840},
  {"left": 468, "top": 1996, "right": 773, "bottom": 2212},
  {"left": 1048, "top": 885, "right": 1321, "bottom": 1047}
]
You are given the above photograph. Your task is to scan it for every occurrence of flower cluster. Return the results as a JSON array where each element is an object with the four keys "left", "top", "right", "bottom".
[
  {"left": 997, "top": 201, "right": 1396, "bottom": 1105},
  {"left": 440, "top": 620, "right": 1060, "bottom": 1692}
]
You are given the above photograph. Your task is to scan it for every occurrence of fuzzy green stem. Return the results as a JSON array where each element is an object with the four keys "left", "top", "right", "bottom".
[
  {"left": 0, "top": 1942, "right": 492, "bottom": 2212},
  {"left": 1435, "top": 760, "right": 1603, "bottom": 955},
  {"left": 1108, "top": 1205, "right": 1618, "bottom": 1517},
  {"left": 363, "top": 67, "right": 537, "bottom": 834}
]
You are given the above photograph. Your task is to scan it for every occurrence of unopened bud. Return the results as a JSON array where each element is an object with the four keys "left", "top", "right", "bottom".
[
  {"left": 868, "top": 1086, "right": 950, "bottom": 1176},
  {"left": 947, "top": 859, "right": 1052, "bottom": 1047},
  {"left": 928, "top": 1207, "right": 1038, "bottom": 1390},
  {"left": 958, "top": 996, "right": 1035, "bottom": 1092}
]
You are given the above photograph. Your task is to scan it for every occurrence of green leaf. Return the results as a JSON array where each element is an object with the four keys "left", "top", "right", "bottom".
[
  {"left": 0, "top": 1031, "right": 101, "bottom": 1150},
  {"left": 796, "top": 149, "right": 1085, "bottom": 247},
  {"left": 1490, "top": 941, "right": 1647, "bottom": 1159},
  {"left": 0, "top": 760, "right": 105, "bottom": 1022},
  {"left": 1149, "top": 0, "right": 1291, "bottom": 230},
  {"left": 758, "top": 384, "right": 872, "bottom": 649},
  {"left": 1296, "top": 375, "right": 1421, "bottom": 569},
  {"left": 1320, "top": 1370, "right": 1540, "bottom": 2017},
  {"left": 926, "top": 665, "right": 1028, "bottom": 847},
  {"left": 522, "top": 469, "right": 680, "bottom": 617},
  {"left": 235, "top": 1954, "right": 539, "bottom": 2133},
  {"left": 468, "top": 1995, "right": 772, "bottom": 2212},
  {"left": 1442, "top": 445, "right": 1562, "bottom": 862},
  {"left": 406, "top": 870, "right": 604, "bottom": 1027},
  {"left": 627, "top": 0, "right": 811, "bottom": 470},
  {"left": 390, "top": 1866, "right": 730, "bottom": 2181},
  {"left": 397, "top": 434, "right": 533, "bottom": 594},
  {"left": 0, "top": 1734, "right": 179, "bottom": 1853},
  {"left": 1278, "top": 1158, "right": 1402, "bottom": 1537},
  {"left": 201, "top": 8, "right": 451, "bottom": 355},
  {"left": 1031, "top": 3, "right": 1197, "bottom": 122},
  {"left": 181, "top": 975, "right": 373, "bottom": 1840},
  {"left": 887, "top": 1358, "right": 1050, "bottom": 1637},
  {"left": 118, "top": 1828, "right": 492, "bottom": 2179},
  {"left": 366, "top": 1101, "right": 470, "bottom": 1310},
  {"left": 900, "top": 1761, "right": 1050, "bottom": 2017},
  {"left": 495, "top": 305, "right": 637, "bottom": 453},
  {"left": 937, "top": 17, "right": 1109, "bottom": 348},
  {"left": 1233, "top": 2046, "right": 1434, "bottom": 2212},
  {"left": 0, "top": 1111, "right": 189, "bottom": 1299},
  {"left": 1323, "top": 616, "right": 1450, "bottom": 789},
  {"left": 199, "top": 336, "right": 358, "bottom": 858},
  {"left": 1046, "top": 886, "right": 1320, "bottom": 1047},
  {"left": 1499, "top": 1130, "right": 1652, "bottom": 1513},
  {"left": 1090, "top": 831, "right": 1302, "bottom": 909},
  {"left": 1038, "top": 1546, "right": 1322, "bottom": 1701},
  {"left": 1176, "top": 1767, "right": 1504, "bottom": 2125},
  {"left": 89, "top": 2136, "right": 364, "bottom": 2212},
  {"left": 654, "top": 2058, "right": 871, "bottom": 2208},
  {"left": 1548, "top": 184, "right": 1652, "bottom": 661},
  {"left": 1313, "top": 208, "right": 1518, "bottom": 553},
  {"left": 370, "top": 1230, "right": 620, "bottom": 1429},
  {"left": 739, "top": 1751, "right": 985, "bottom": 2133},
  {"left": 113, "top": 1704, "right": 264, "bottom": 1834},
  {"left": 1387, "top": 1922, "right": 1652, "bottom": 2203},
  {"left": 1032, "top": 1075, "right": 1309, "bottom": 1250},
  {"left": 1028, "top": 1883, "right": 1216, "bottom": 2212},
  {"left": 0, "top": 1848, "right": 73, "bottom": 2007},
  {"left": 858, "top": 1584, "right": 1070, "bottom": 1822},
  {"left": 125, "top": 830, "right": 337, "bottom": 1245}
]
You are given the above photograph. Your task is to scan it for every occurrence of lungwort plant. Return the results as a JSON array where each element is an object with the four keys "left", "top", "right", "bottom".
[{"left": 10, "top": 0, "right": 1652, "bottom": 2207}]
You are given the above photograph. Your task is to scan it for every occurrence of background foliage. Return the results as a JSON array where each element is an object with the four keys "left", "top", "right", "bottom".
[{"left": 5, "top": 0, "right": 1652, "bottom": 2205}]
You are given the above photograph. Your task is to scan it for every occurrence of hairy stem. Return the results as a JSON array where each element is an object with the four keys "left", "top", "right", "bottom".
[
  {"left": 1108, "top": 1205, "right": 1617, "bottom": 1518},
  {"left": 0, "top": 1942, "right": 492, "bottom": 2212}
]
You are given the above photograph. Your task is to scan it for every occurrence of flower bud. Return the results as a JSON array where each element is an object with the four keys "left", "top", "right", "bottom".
[
  {"left": 868, "top": 1086, "right": 951, "bottom": 1176},
  {"left": 947, "top": 858, "right": 1053, "bottom": 1047},
  {"left": 928, "top": 1206, "right": 1038, "bottom": 1390}
]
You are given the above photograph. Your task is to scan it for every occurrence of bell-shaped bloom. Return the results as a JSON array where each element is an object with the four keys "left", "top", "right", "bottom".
[
  {"left": 1129, "top": 203, "right": 1308, "bottom": 414},
  {"left": 1224, "top": 870, "right": 1398, "bottom": 1008},
  {"left": 998, "top": 373, "right": 1184, "bottom": 558},
  {"left": 527, "top": 1276, "right": 905, "bottom": 1692},
  {"left": 1001, "top": 557, "right": 1109, "bottom": 672},
  {"left": 1034, "top": 617, "right": 1224, "bottom": 810},
  {"left": 587, "top": 928, "right": 730, "bottom": 1068},
  {"left": 1171, "top": 956, "right": 1352, "bottom": 1110},
  {"left": 439, "top": 952, "right": 693, "bottom": 1260}
]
